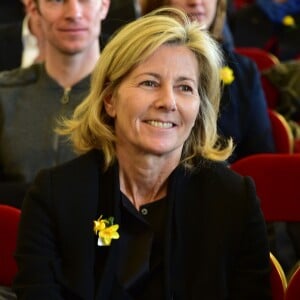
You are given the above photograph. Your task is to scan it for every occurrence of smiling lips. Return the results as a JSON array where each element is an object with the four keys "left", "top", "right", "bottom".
[
  {"left": 59, "top": 27, "right": 87, "bottom": 33},
  {"left": 146, "top": 120, "right": 175, "bottom": 129}
]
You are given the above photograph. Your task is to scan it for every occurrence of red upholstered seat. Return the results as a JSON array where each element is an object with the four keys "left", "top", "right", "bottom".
[
  {"left": 234, "top": 0, "right": 255, "bottom": 9},
  {"left": 230, "top": 153, "right": 300, "bottom": 222},
  {"left": 285, "top": 264, "right": 300, "bottom": 300},
  {"left": 268, "top": 109, "right": 294, "bottom": 153},
  {"left": 231, "top": 154, "right": 300, "bottom": 299},
  {"left": 261, "top": 76, "right": 280, "bottom": 109},
  {"left": 235, "top": 47, "right": 280, "bottom": 108},
  {"left": 235, "top": 47, "right": 279, "bottom": 71},
  {"left": 0, "top": 205, "right": 21, "bottom": 286}
]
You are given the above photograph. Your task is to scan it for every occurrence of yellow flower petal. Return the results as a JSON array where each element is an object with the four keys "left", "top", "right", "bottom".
[
  {"left": 94, "top": 215, "right": 120, "bottom": 246},
  {"left": 282, "top": 15, "right": 295, "bottom": 27},
  {"left": 220, "top": 66, "right": 235, "bottom": 85},
  {"left": 103, "top": 236, "right": 112, "bottom": 246},
  {"left": 93, "top": 218, "right": 107, "bottom": 234}
]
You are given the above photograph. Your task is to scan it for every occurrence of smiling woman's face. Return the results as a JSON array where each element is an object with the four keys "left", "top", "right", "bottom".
[{"left": 104, "top": 44, "right": 200, "bottom": 161}]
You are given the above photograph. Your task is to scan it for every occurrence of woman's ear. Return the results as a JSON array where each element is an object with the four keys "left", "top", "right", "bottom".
[{"left": 103, "top": 94, "right": 116, "bottom": 118}]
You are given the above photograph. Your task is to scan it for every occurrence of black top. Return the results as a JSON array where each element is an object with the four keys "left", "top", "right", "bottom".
[
  {"left": 13, "top": 150, "right": 271, "bottom": 299},
  {"left": 116, "top": 194, "right": 167, "bottom": 299}
]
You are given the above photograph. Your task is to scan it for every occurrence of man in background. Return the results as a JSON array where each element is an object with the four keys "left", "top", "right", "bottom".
[{"left": 0, "top": 0, "right": 110, "bottom": 207}]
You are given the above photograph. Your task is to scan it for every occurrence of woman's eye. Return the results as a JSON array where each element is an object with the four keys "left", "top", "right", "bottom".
[
  {"left": 140, "top": 80, "right": 158, "bottom": 87},
  {"left": 179, "top": 85, "right": 193, "bottom": 93}
]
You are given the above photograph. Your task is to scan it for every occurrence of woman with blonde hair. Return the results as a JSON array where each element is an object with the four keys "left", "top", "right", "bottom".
[{"left": 14, "top": 7, "right": 271, "bottom": 299}]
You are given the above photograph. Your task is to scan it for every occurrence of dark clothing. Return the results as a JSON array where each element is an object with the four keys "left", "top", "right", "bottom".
[
  {"left": 102, "top": 0, "right": 138, "bottom": 39},
  {"left": 14, "top": 150, "right": 271, "bottom": 299},
  {"left": 116, "top": 195, "right": 166, "bottom": 299},
  {"left": 0, "top": 63, "right": 90, "bottom": 183},
  {"left": 0, "top": 64, "right": 90, "bottom": 208},
  {"left": 230, "top": 4, "right": 300, "bottom": 61},
  {"left": 218, "top": 46, "right": 275, "bottom": 163},
  {"left": 0, "top": 22, "right": 22, "bottom": 72},
  {"left": 0, "top": 2, "right": 24, "bottom": 25},
  {"left": 263, "top": 60, "right": 300, "bottom": 123},
  {"left": 256, "top": 0, "right": 300, "bottom": 24}
]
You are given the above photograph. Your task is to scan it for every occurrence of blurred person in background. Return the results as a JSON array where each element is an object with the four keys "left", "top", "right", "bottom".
[
  {"left": 140, "top": 0, "right": 275, "bottom": 164},
  {"left": 0, "top": 0, "right": 110, "bottom": 209},
  {"left": 230, "top": 0, "right": 300, "bottom": 61}
]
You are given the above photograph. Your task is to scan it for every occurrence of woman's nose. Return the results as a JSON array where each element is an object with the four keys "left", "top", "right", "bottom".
[{"left": 155, "top": 86, "right": 177, "bottom": 111}]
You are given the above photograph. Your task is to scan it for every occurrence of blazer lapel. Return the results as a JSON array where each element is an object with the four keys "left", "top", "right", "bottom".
[
  {"left": 164, "top": 165, "right": 191, "bottom": 299},
  {"left": 45, "top": 150, "right": 100, "bottom": 300},
  {"left": 94, "top": 161, "right": 123, "bottom": 299}
]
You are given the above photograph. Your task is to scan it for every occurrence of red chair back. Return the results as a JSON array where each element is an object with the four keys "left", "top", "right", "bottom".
[
  {"left": 285, "top": 264, "right": 300, "bottom": 300},
  {"left": 0, "top": 205, "right": 21, "bottom": 286},
  {"left": 235, "top": 47, "right": 280, "bottom": 108},
  {"left": 268, "top": 109, "right": 294, "bottom": 153},
  {"left": 234, "top": 0, "right": 255, "bottom": 9},
  {"left": 262, "top": 76, "right": 280, "bottom": 109},
  {"left": 231, "top": 153, "right": 300, "bottom": 222},
  {"left": 235, "top": 47, "right": 279, "bottom": 71}
]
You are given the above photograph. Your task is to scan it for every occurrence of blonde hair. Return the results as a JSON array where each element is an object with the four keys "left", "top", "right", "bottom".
[
  {"left": 58, "top": 7, "right": 233, "bottom": 169},
  {"left": 209, "top": 0, "right": 227, "bottom": 41}
]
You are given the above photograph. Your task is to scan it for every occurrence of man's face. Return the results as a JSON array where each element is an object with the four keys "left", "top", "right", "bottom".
[{"left": 34, "top": 0, "right": 110, "bottom": 55}]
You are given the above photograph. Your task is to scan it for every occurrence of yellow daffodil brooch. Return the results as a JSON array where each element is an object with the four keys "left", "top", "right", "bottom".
[
  {"left": 220, "top": 66, "right": 235, "bottom": 85},
  {"left": 282, "top": 15, "right": 296, "bottom": 27},
  {"left": 93, "top": 215, "right": 120, "bottom": 246}
]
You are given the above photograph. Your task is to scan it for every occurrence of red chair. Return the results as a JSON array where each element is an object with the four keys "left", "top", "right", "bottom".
[
  {"left": 262, "top": 76, "right": 281, "bottom": 109},
  {"left": 294, "top": 139, "right": 300, "bottom": 153},
  {"left": 235, "top": 47, "right": 280, "bottom": 108},
  {"left": 270, "top": 252, "right": 287, "bottom": 300},
  {"left": 235, "top": 47, "right": 279, "bottom": 71},
  {"left": 231, "top": 154, "right": 300, "bottom": 299},
  {"left": 285, "top": 264, "right": 300, "bottom": 300},
  {"left": 0, "top": 205, "right": 21, "bottom": 286},
  {"left": 234, "top": 0, "right": 255, "bottom": 9},
  {"left": 268, "top": 109, "right": 294, "bottom": 154},
  {"left": 230, "top": 153, "right": 300, "bottom": 222}
]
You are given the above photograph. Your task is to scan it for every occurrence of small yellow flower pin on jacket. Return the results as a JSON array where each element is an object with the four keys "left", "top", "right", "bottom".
[
  {"left": 282, "top": 15, "right": 296, "bottom": 27},
  {"left": 93, "top": 215, "right": 120, "bottom": 246},
  {"left": 220, "top": 66, "right": 235, "bottom": 85}
]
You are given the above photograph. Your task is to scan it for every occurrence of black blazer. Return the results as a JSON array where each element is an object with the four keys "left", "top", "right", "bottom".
[
  {"left": 14, "top": 150, "right": 271, "bottom": 299},
  {"left": 0, "top": 22, "right": 22, "bottom": 72}
]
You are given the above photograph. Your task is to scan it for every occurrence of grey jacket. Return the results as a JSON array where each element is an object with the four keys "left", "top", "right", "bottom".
[{"left": 0, "top": 63, "right": 90, "bottom": 183}]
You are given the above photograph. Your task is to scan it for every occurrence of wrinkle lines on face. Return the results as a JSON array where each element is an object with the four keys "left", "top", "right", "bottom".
[{"left": 105, "top": 44, "right": 200, "bottom": 161}]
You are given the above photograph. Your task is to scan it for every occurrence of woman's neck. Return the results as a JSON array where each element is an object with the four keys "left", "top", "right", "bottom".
[{"left": 117, "top": 151, "right": 180, "bottom": 210}]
